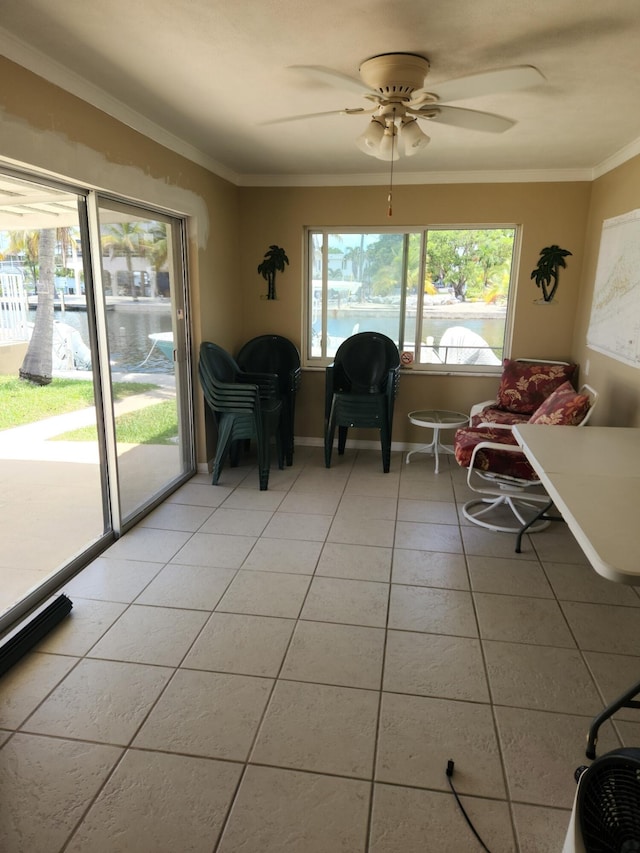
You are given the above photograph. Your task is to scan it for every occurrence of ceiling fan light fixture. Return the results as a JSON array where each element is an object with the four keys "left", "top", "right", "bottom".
[
  {"left": 401, "top": 117, "right": 430, "bottom": 155},
  {"left": 355, "top": 118, "right": 386, "bottom": 156},
  {"left": 378, "top": 125, "right": 399, "bottom": 162}
]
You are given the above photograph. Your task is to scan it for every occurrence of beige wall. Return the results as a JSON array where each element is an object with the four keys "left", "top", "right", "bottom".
[
  {"left": 239, "top": 182, "right": 591, "bottom": 443},
  {"left": 570, "top": 155, "right": 640, "bottom": 426},
  {"left": 4, "top": 54, "right": 638, "bottom": 457}
]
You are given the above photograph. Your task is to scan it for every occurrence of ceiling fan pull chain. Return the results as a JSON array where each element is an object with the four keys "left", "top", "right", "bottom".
[{"left": 388, "top": 112, "right": 396, "bottom": 217}]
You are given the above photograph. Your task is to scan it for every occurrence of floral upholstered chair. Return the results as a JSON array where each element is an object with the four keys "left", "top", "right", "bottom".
[
  {"left": 469, "top": 358, "right": 578, "bottom": 427},
  {"left": 454, "top": 375, "right": 598, "bottom": 538}
]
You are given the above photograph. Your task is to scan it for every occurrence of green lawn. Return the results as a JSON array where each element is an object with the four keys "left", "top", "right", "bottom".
[
  {"left": 55, "top": 400, "right": 179, "bottom": 445},
  {"left": 0, "top": 376, "right": 177, "bottom": 445}
]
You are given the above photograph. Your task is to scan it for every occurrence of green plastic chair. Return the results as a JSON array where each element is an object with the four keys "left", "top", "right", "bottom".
[
  {"left": 236, "top": 335, "right": 301, "bottom": 466},
  {"left": 198, "top": 341, "right": 283, "bottom": 490},
  {"left": 324, "top": 332, "right": 400, "bottom": 473}
]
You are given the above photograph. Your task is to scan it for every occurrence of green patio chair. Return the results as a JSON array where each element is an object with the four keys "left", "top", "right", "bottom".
[
  {"left": 324, "top": 331, "right": 400, "bottom": 473},
  {"left": 236, "top": 334, "right": 301, "bottom": 466},
  {"left": 198, "top": 341, "right": 283, "bottom": 490}
]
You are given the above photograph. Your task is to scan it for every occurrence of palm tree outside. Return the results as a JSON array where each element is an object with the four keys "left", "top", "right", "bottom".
[
  {"left": 19, "top": 228, "right": 56, "bottom": 385},
  {"left": 101, "top": 222, "right": 148, "bottom": 299}
]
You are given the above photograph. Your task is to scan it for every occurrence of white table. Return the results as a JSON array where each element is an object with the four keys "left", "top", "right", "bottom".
[
  {"left": 406, "top": 409, "right": 469, "bottom": 473},
  {"left": 513, "top": 424, "right": 640, "bottom": 585}
]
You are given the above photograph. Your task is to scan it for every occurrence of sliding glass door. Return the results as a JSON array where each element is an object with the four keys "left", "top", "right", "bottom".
[
  {"left": 0, "top": 175, "right": 106, "bottom": 618},
  {"left": 95, "top": 199, "right": 193, "bottom": 527},
  {"left": 0, "top": 171, "right": 194, "bottom": 629}
]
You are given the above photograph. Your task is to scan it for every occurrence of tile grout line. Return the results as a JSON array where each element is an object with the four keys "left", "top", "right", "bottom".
[{"left": 212, "top": 447, "right": 352, "bottom": 852}]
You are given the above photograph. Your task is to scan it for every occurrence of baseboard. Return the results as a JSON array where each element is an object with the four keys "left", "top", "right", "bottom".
[
  {"left": 293, "top": 436, "right": 429, "bottom": 453},
  {"left": 197, "top": 437, "right": 434, "bottom": 473}
]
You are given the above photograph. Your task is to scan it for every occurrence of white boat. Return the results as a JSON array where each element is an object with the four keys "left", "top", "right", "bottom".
[
  {"left": 148, "top": 331, "right": 174, "bottom": 361},
  {"left": 26, "top": 320, "right": 92, "bottom": 370},
  {"left": 436, "top": 326, "right": 501, "bottom": 366}
]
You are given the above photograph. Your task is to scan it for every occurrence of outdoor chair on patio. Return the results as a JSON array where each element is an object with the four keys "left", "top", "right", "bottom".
[
  {"left": 236, "top": 334, "right": 301, "bottom": 466},
  {"left": 324, "top": 331, "right": 400, "bottom": 473},
  {"left": 454, "top": 380, "right": 598, "bottom": 538},
  {"left": 198, "top": 341, "right": 283, "bottom": 490}
]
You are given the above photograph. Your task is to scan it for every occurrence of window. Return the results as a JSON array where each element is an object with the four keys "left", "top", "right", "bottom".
[{"left": 306, "top": 227, "right": 519, "bottom": 371}]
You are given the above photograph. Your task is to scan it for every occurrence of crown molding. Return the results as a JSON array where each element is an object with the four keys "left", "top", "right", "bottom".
[
  {"left": 0, "top": 28, "right": 240, "bottom": 185},
  {"left": 593, "top": 136, "right": 640, "bottom": 179},
  {"left": 3, "top": 26, "right": 639, "bottom": 189},
  {"left": 236, "top": 168, "right": 594, "bottom": 187}
]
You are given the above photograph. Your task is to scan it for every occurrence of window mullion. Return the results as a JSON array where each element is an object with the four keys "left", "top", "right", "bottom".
[
  {"left": 398, "top": 234, "right": 408, "bottom": 353},
  {"left": 321, "top": 233, "right": 328, "bottom": 359},
  {"left": 415, "top": 230, "right": 427, "bottom": 363}
]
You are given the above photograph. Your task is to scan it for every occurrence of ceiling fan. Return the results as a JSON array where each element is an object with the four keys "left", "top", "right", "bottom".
[{"left": 268, "top": 53, "right": 545, "bottom": 161}]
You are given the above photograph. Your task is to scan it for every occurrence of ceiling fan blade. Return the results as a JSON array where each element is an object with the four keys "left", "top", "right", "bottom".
[
  {"left": 289, "top": 65, "right": 376, "bottom": 96},
  {"left": 260, "top": 107, "right": 372, "bottom": 126},
  {"left": 415, "top": 104, "right": 515, "bottom": 133},
  {"left": 424, "top": 65, "right": 545, "bottom": 103}
]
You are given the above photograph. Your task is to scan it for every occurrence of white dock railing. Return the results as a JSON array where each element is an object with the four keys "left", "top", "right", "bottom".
[{"left": 0, "top": 274, "right": 29, "bottom": 342}]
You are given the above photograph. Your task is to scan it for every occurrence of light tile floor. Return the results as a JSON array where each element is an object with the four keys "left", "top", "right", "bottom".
[{"left": 2, "top": 445, "right": 640, "bottom": 852}]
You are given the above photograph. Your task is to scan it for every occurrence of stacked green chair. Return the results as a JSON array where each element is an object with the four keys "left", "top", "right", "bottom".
[
  {"left": 198, "top": 341, "right": 283, "bottom": 490},
  {"left": 236, "top": 335, "right": 301, "bottom": 466},
  {"left": 324, "top": 332, "right": 400, "bottom": 473}
]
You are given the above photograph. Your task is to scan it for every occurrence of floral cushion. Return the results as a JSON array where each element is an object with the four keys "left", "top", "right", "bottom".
[
  {"left": 453, "top": 426, "right": 538, "bottom": 481},
  {"left": 495, "top": 359, "right": 577, "bottom": 415},
  {"left": 528, "top": 381, "right": 590, "bottom": 425}
]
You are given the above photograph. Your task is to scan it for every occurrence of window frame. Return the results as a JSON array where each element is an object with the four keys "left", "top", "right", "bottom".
[{"left": 303, "top": 224, "right": 521, "bottom": 374}]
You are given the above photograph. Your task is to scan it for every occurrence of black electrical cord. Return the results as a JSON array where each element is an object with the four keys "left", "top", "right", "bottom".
[{"left": 446, "top": 760, "right": 494, "bottom": 853}]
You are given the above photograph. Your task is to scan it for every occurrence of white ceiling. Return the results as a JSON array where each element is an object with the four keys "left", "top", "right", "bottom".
[{"left": 2, "top": 0, "right": 640, "bottom": 185}]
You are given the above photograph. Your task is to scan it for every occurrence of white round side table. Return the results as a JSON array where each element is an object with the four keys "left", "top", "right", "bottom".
[{"left": 406, "top": 409, "right": 469, "bottom": 473}]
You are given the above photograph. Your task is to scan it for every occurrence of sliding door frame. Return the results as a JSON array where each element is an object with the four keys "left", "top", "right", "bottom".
[{"left": 0, "top": 170, "right": 196, "bottom": 634}]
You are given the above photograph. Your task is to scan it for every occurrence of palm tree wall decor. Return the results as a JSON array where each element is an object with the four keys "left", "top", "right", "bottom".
[
  {"left": 258, "top": 245, "right": 289, "bottom": 300},
  {"left": 530, "top": 245, "right": 572, "bottom": 303}
]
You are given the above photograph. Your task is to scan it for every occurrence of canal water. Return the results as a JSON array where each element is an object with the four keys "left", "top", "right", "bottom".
[
  {"left": 322, "top": 313, "right": 504, "bottom": 351},
  {"left": 32, "top": 305, "right": 174, "bottom": 374},
  {"left": 40, "top": 305, "right": 504, "bottom": 373}
]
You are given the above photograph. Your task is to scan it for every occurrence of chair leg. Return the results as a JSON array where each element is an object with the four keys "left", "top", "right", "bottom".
[
  {"left": 256, "top": 433, "right": 271, "bottom": 491},
  {"left": 275, "top": 429, "right": 285, "bottom": 471},
  {"left": 324, "top": 417, "right": 336, "bottom": 468},
  {"left": 211, "top": 418, "right": 235, "bottom": 484},
  {"left": 283, "top": 406, "right": 294, "bottom": 466},
  {"left": 229, "top": 439, "right": 241, "bottom": 468},
  {"left": 380, "top": 423, "right": 391, "bottom": 473},
  {"left": 337, "top": 425, "right": 348, "bottom": 456}
]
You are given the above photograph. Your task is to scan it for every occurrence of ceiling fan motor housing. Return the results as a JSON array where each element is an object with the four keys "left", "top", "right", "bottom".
[{"left": 359, "top": 53, "right": 430, "bottom": 98}]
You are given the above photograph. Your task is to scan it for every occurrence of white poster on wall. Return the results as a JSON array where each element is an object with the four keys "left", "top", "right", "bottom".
[{"left": 587, "top": 208, "right": 640, "bottom": 367}]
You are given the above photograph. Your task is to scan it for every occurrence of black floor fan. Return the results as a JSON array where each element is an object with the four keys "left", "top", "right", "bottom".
[{"left": 563, "top": 747, "right": 640, "bottom": 851}]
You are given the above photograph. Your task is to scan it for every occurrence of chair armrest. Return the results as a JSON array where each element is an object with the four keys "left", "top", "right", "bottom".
[
  {"left": 466, "top": 438, "right": 542, "bottom": 494},
  {"left": 476, "top": 421, "right": 513, "bottom": 430},
  {"left": 238, "top": 370, "right": 278, "bottom": 384},
  {"left": 577, "top": 383, "right": 598, "bottom": 426},
  {"left": 210, "top": 377, "right": 256, "bottom": 392},
  {"left": 238, "top": 371, "right": 280, "bottom": 401},
  {"left": 470, "top": 400, "right": 498, "bottom": 420},
  {"left": 469, "top": 438, "right": 522, "bottom": 464}
]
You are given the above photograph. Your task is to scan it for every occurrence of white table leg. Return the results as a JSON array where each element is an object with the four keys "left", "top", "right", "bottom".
[
  {"left": 406, "top": 436, "right": 435, "bottom": 464},
  {"left": 406, "top": 427, "right": 443, "bottom": 472},
  {"left": 433, "top": 426, "right": 441, "bottom": 473}
]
